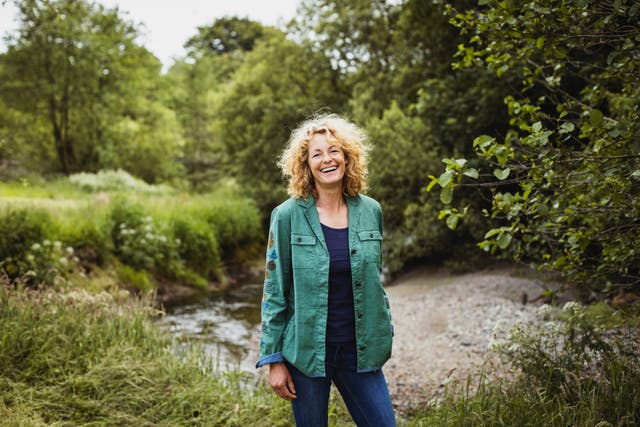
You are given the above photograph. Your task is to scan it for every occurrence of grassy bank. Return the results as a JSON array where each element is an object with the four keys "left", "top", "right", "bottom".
[
  {"left": 0, "top": 172, "right": 262, "bottom": 295},
  {"left": 0, "top": 281, "right": 362, "bottom": 426}
]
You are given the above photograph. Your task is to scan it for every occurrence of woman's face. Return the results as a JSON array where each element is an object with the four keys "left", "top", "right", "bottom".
[{"left": 307, "top": 132, "right": 347, "bottom": 190}]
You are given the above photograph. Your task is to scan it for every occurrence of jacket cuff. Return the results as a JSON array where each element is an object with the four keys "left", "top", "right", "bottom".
[{"left": 255, "top": 352, "right": 284, "bottom": 368}]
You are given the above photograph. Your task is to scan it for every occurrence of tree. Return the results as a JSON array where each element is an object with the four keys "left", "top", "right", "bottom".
[
  {"left": 1, "top": 0, "right": 181, "bottom": 181},
  {"left": 213, "top": 31, "right": 346, "bottom": 214},
  {"left": 429, "top": 0, "right": 640, "bottom": 292}
]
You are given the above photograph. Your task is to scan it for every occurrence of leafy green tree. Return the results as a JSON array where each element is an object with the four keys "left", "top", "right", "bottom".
[
  {"left": 213, "top": 31, "right": 346, "bottom": 214},
  {"left": 429, "top": 0, "right": 640, "bottom": 292},
  {"left": 1, "top": 0, "right": 182, "bottom": 182}
]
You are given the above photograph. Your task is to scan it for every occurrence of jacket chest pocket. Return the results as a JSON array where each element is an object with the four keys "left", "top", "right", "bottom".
[
  {"left": 357, "top": 230, "right": 382, "bottom": 263},
  {"left": 291, "top": 234, "right": 316, "bottom": 269}
]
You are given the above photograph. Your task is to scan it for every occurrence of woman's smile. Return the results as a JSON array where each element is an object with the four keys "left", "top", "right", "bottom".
[{"left": 308, "top": 132, "right": 346, "bottom": 188}]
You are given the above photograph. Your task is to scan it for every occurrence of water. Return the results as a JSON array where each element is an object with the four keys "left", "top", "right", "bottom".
[{"left": 158, "top": 281, "right": 262, "bottom": 372}]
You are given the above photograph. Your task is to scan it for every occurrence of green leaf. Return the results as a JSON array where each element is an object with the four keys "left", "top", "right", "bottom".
[
  {"left": 532, "top": 121, "right": 542, "bottom": 132},
  {"left": 473, "top": 135, "right": 494, "bottom": 148},
  {"left": 454, "top": 158, "right": 467, "bottom": 168},
  {"left": 446, "top": 214, "right": 459, "bottom": 230},
  {"left": 493, "top": 168, "right": 511, "bottom": 180},
  {"left": 536, "top": 37, "right": 544, "bottom": 49},
  {"left": 440, "top": 186, "right": 453, "bottom": 204},
  {"left": 497, "top": 232, "right": 512, "bottom": 249},
  {"left": 590, "top": 109, "right": 603, "bottom": 127},
  {"left": 559, "top": 122, "right": 575, "bottom": 134},
  {"left": 426, "top": 175, "right": 439, "bottom": 192},
  {"left": 438, "top": 170, "right": 454, "bottom": 187},
  {"left": 463, "top": 168, "right": 479, "bottom": 179},
  {"left": 632, "top": 170, "right": 640, "bottom": 181}
]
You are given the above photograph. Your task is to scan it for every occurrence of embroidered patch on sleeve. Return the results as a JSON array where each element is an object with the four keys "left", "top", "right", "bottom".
[
  {"left": 267, "top": 260, "right": 276, "bottom": 271},
  {"left": 268, "top": 249, "right": 278, "bottom": 260},
  {"left": 268, "top": 232, "right": 275, "bottom": 249},
  {"left": 261, "top": 301, "right": 269, "bottom": 310},
  {"left": 264, "top": 280, "right": 273, "bottom": 295}
]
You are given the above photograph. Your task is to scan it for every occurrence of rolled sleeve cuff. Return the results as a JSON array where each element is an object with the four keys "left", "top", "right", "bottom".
[{"left": 255, "top": 352, "right": 284, "bottom": 368}]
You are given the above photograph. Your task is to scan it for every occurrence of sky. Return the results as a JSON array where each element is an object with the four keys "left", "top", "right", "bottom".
[{"left": 0, "top": 0, "right": 300, "bottom": 68}]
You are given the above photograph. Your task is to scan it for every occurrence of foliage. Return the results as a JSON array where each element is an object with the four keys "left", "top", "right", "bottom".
[
  {"left": 69, "top": 169, "right": 174, "bottom": 193},
  {"left": 0, "top": 0, "right": 183, "bottom": 182},
  {"left": 429, "top": 0, "right": 640, "bottom": 291},
  {"left": 0, "top": 181, "right": 262, "bottom": 290},
  {"left": 212, "top": 31, "right": 346, "bottom": 214},
  {"left": 0, "top": 208, "right": 52, "bottom": 278}
]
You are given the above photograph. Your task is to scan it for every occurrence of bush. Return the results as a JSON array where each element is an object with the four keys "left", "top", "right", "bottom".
[
  {"left": 108, "top": 198, "right": 182, "bottom": 278},
  {"left": 68, "top": 169, "right": 173, "bottom": 194},
  {"left": 171, "top": 217, "right": 220, "bottom": 281},
  {"left": 55, "top": 207, "right": 111, "bottom": 267}
]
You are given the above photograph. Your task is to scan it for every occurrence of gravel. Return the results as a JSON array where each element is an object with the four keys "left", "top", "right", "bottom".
[{"left": 383, "top": 266, "right": 547, "bottom": 412}]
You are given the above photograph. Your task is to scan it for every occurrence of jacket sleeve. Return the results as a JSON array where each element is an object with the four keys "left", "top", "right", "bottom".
[{"left": 255, "top": 205, "right": 292, "bottom": 368}]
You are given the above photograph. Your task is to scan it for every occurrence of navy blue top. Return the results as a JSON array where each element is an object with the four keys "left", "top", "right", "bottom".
[{"left": 321, "top": 223, "right": 356, "bottom": 343}]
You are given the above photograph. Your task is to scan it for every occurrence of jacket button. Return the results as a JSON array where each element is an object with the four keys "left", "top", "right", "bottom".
[
  {"left": 355, "top": 281, "right": 361, "bottom": 287},
  {"left": 358, "top": 345, "right": 365, "bottom": 351},
  {"left": 351, "top": 249, "right": 357, "bottom": 255},
  {"left": 357, "top": 312, "right": 363, "bottom": 319},
  {"left": 370, "top": 233, "right": 374, "bottom": 238},
  {"left": 297, "top": 237, "right": 301, "bottom": 243}
]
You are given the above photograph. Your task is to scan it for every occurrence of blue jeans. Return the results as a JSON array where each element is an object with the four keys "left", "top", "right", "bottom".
[{"left": 286, "top": 342, "right": 396, "bottom": 427}]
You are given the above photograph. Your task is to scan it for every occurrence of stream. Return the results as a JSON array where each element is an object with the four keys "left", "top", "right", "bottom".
[{"left": 158, "top": 281, "right": 262, "bottom": 373}]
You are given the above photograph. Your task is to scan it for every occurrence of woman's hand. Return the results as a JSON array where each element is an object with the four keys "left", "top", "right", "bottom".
[{"left": 269, "top": 362, "right": 297, "bottom": 400}]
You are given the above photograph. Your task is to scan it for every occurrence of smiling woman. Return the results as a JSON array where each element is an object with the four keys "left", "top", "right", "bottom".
[{"left": 256, "top": 114, "right": 397, "bottom": 426}]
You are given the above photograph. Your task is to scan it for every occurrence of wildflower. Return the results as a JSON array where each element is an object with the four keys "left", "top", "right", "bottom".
[
  {"left": 143, "top": 216, "right": 153, "bottom": 223},
  {"left": 54, "top": 241, "right": 62, "bottom": 250},
  {"left": 144, "top": 224, "right": 152, "bottom": 232},
  {"left": 66, "top": 246, "right": 74, "bottom": 255},
  {"left": 59, "top": 257, "right": 68, "bottom": 266},
  {"left": 562, "top": 301, "right": 582, "bottom": 315},
  {"left": 119, "top": 222, "right": 126, "bottom": 229},
  {"left": 175, "top": 238, "right": 181, "bottom": 245},
  {"left": 43, "top": 239, "right": 51, "bottom": 246},
  {"left": 507, "top": 343, "right": 520, "bottom": 353},
  {"left": 26, "top": 254, "right": 35, "bottom": 262},
  {"left": 158, "top": 235, "right": 167, "bottom": 243},
  {"left": 31, "top": 243, "right": 42, "bottom": 251},
  {"left": 537, "top": 304, "right": 553, "bottom": 320}
]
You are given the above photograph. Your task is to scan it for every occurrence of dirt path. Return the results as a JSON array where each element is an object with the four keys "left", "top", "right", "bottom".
[{"left": 383, "top": 266, "right": 547, "bottom": 412}]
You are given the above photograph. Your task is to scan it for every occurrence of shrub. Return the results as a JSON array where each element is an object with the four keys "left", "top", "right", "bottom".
[
  {"left": 117, "top": 265, "right": 153, "bottom": 293},
  {"left": 108, "top": 198, "right": 182, "bottom": 278},
  {"left": 68, "top": 169, "right": 173, "bottom": 194},
  {"left": 0, "top": 208, "right": 53, "bottom": 280},
  {"left": 171, "top": 217, "right": 220, "bottom": 280}
]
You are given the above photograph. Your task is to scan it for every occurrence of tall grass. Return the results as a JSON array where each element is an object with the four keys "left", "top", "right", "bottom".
[{"left": 0, "top": 282, "right": 298, "bottom": 426}]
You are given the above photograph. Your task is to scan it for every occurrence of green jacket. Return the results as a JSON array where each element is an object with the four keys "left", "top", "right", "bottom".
[{"left": 256, "top": 194, "right": 393, "bottom": 377}]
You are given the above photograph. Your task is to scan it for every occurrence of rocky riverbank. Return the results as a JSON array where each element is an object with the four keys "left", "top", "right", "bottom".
[{"left": 383, "top": 265, "right": 550, "bottom": 413}]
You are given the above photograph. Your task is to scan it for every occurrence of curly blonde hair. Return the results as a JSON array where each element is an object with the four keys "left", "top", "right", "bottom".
[{"left": 279, "top": 114, "right": 369, "bottom": 199}]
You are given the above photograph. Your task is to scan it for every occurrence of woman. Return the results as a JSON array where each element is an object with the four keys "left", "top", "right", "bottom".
[{"left": 256, "top": 114, "right": 395, "bottom": 426}]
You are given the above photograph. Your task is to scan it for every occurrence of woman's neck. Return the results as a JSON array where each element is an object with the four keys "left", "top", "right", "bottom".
[{"left": 315, "top": 186, "right": 348, "bottom": 227}]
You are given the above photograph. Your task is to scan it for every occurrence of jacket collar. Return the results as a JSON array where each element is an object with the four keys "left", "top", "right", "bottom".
[{"left": 297, "top": 194, "right": 362, "bottom": 251}]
